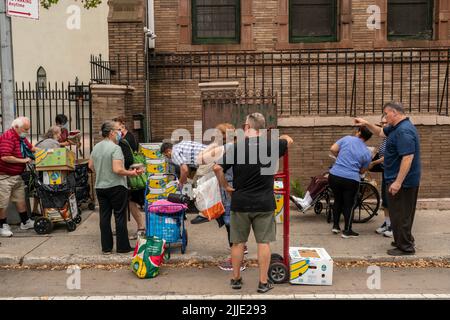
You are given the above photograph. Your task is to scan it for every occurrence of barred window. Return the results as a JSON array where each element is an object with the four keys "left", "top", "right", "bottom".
[
  {"left": 289, "top": 0, "right": 337, "bottom": 43},
  {"left": 192, "top": 0, "right": 240, "bottom": 44},
  {"left": 388, "top": 0, "right": 434, "bottom": 40}
]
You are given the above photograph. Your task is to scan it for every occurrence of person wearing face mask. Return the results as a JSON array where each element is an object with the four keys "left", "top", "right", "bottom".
[
  {"left": 0, "top": 117, "right": 36, "bottom": 237},
  {"left": 55, "top": 114, "right": 72, "bottom": 147},
  {"left": 112, "top": 116, "right": 145, "bottom": 240},
  {"left": 88, "top": 121, "right": 143, "bottom": 254}
]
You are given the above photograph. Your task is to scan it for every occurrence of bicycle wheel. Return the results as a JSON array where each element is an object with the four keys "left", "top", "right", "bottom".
[
  {"left": 352, "top": 182, "right": 380, "bottom": 223},
  {"left": 324, "top": 187, "right": 334, "bottom": 223}
]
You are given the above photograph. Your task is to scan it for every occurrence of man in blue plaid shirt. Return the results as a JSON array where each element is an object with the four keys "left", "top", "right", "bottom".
[{"left": 161, "top": 140, "right": 207, "bottom": 188}]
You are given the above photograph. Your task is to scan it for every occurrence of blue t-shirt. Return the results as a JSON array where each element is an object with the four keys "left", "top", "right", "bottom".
[
  {"left": 383, "top": 118, "right": 421, "bottom": 187},
  {"left": 330, "top": 136, "right": 372, "bottom": 182}
]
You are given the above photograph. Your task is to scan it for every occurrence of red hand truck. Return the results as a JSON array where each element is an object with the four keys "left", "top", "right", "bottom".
[{"left": 269, "top": 150, "right": 291, "bottom": 284}]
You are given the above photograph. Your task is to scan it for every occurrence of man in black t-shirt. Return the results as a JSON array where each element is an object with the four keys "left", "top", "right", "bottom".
[{"left": 214, "top": 113, "right": 293, "bottom": 293}]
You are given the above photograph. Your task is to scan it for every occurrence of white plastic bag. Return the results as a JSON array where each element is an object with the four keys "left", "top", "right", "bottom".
[{"left": 193, "top": 172, "right": 224, "bottom": 220}]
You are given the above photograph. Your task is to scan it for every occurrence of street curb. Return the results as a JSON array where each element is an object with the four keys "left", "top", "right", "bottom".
[
  {"left": 0, "top": 255, "right": 21, "bottom": 265},
  {"left": 1, "top": 254, "right": 449, "bottom": 267},
  {"left": 2, "top": 294, "right": 450, "bottom": 300}
]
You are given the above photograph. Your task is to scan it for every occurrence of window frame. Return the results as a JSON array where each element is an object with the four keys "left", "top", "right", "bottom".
[
  {"left": 387, "top": 0, "right": 434, "bottom": 41},
  {"left": 37, "top": 67, "right": 47, "bottom": 91},
  {"left": 191, "top": 0, "right": 241, "bottom": 45},
  {"left": 289, "top": 0, "right": 338, "bottom": 43}
]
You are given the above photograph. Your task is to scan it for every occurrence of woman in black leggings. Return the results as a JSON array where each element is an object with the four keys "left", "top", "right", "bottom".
[{"left": 328, "top": 127, "right": 373, "bottom": 238}]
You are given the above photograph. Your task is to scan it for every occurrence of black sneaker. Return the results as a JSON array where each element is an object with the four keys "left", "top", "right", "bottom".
[
  {"left": 387, "top": 248, "right": 416, "bottom": 256},
  {"left": 230, "top": 278, "right": 243, "bottom": 290},
  {"left": 191, "top": 215, "right": 209, "bottom": 224},
  {"left": 257, "top": 281, "right": 274, "bottom": 294},
  {"left": 341, "top": 230, "right": 359, "bottom": 238},
  {"left": 117, "top": 247, "right": 133, "bottom": 254}
]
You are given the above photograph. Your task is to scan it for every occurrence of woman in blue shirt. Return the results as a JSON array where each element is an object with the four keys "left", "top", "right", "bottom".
[{"left": 329, "top": 126, "right": 373, "bottom": 238}]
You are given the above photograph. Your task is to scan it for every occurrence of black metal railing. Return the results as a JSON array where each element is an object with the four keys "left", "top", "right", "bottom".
[
  {"left": 90, "top": 53, "right": 144, "bottom": 85},
  {"left": 91, "top": 48, "right": 450, "bottom": 117},
  {"left": 0, "top": 82, "right": 93, "bottom": 157}
]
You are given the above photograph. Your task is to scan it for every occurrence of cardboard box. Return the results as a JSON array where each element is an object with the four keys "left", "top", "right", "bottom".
[
  {"left": 146, "top": 159, "right": 167, "bottom": 174},
  {"left": 289, "top": 247, "right": 333, "bottom": 286},
  {"left": 43, "top": 170, "right": 67, "bottom": 185},
  {"left": 274, "top": 181, "right": 284, "bottom": 224},
  {"left": 35, "top": 148, "right": 75, "bottom": 171},
  {"left": 146, "top": 181, "right": 178, "bottom": 203},
  {"left": 148, "top": 175, "right": 169, "bottom": 189},
  {"left": 140, "top": 143, "right": 163, "bottom": 160}
]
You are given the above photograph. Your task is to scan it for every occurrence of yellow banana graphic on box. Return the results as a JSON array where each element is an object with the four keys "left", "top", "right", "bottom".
[
  {"left": 275, "top": 194, "right": 284, "bottom": 213},
  {"left": 290, "top": 259, "right": 310, "bottom": 280},
  {"left": 35, "top": 149, "right": 48, "bottom": 164}
]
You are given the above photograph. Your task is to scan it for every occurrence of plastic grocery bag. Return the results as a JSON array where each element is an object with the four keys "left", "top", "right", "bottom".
[
  {"left": 131, "top": 235, "right": 169, "bottom": 279},
  {"left": 193, "top": 172, "right": 225, "bottom": 220}
]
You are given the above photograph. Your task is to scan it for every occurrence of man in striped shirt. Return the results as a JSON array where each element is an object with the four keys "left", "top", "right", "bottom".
[
  {"left": 0, "top": 117, "right": 36, "bottom": 237},
  {"left": 160, "top": 140, "right": 207, "bottom": 188}
]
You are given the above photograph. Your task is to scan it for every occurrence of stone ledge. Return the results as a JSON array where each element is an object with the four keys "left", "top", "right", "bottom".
[
  {"left": 198, "top": 81, "right": 239, "bottom": 91},
  {"left": 416, "top": 198, "right": 450, "bottom": 210},
  {"left": 279, "top": 115, "right": 450, "bottom": 127},
  {"left": 91, "top": 84, "right": 135, "bottom": 95}
]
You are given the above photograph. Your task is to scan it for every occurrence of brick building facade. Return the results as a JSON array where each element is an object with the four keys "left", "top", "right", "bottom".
[{"left": 101, "top": 0, "right": 450, "bottom": 198}]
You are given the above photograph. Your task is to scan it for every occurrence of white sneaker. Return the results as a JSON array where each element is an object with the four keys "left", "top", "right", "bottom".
[
  {"left": 0, "top": 226, "right": 13, "bottom": 237},
  {"left": 2, "top": 224, "right": 11, "bottom": 231},
  {"left": 383, "top": 227, "right": 393, "bottom": 238},
  {"left": 20, "top": 219, "right": 35, "bottom": 230},
  {"left": 375, "top": 222, "right": 387, "bottom": 234}
]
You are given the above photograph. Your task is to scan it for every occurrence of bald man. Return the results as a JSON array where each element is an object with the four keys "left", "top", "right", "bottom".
[{"left": 0, "top": 117, "right": 36, "bottom": 237}]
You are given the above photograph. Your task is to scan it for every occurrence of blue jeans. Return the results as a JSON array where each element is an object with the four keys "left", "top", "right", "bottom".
[{"left": 221, "top": 187, "right": 232, "bottom": 226}]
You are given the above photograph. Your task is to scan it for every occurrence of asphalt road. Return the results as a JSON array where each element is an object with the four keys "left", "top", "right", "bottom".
[{"left": 1, "top": 266, "right": 449, "bottom": 299}]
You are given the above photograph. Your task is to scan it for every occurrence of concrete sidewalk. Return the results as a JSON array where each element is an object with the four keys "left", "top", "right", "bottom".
[{"left": 0, "top": 206, "right": 449, "bottom": 266}]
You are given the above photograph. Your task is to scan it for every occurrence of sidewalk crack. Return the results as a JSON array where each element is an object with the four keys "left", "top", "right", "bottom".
[{"left": 19, "top": 237, "right": 51, "bottom": 266}]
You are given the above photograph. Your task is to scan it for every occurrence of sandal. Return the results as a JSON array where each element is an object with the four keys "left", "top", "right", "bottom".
[{"left": 129, "top": 229, "right": 146, "bottom": 240}]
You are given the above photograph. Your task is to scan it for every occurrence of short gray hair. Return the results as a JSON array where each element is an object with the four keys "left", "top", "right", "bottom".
[
  {"left": 11, "top": 116, "right": 30, "bottom": 129},
  {"left": 246, "top": 112, "right": 266, "bottom": 130},
  {"left": 101, "top": 120, "right": 117, "bottom": 138},
  {"left": 43, "top": 126, "right": 61, "bottom": 139},
  {"left": 384, "top": 101, "right": 405, "bottom": 114}
]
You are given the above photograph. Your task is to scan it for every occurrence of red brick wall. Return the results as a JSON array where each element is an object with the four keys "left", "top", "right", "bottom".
[
  {"left": 106, "top": 0, "right": 450, "bottom": 198},
  {"left": 108, "top": 5, "right": 145, "bottom": 140},
  {"left": 152, "top": 0, "right": 450, "bottom": 52},
  {"left": 280, "top": 125, "right": 450, "bottom": 199}
]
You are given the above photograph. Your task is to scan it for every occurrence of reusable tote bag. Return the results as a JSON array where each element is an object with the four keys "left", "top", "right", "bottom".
[
  {"left": 194, "top": 172, "right": 225, "bottom": 220},
  {"left": 131, "top": 235, "right": 169, "bottom": 279}
]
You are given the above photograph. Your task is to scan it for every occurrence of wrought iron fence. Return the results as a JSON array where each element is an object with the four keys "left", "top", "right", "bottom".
[
  {"left": 0, "top": 82, "right": 93, "bottom": 157},
  {"left": 91, "top": 48, "right": 450, "bottom": 117},
  {"left": 90, "top": 53, "right": 145, "bottom": 85}
]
